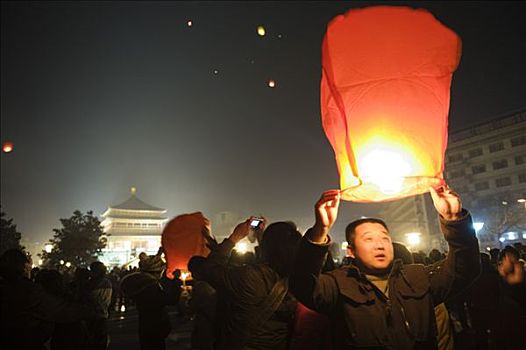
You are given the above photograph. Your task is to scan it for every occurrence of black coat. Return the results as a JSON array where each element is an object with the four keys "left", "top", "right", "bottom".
[
  {"left": 290, "top": 210, "right": 481, "bottom": 350},
  {"left": 203, "top": 240, "right": 297, "bottom": 350}
]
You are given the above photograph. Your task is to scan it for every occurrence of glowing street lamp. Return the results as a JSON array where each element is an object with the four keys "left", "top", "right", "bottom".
[
  {"left": 234, "top": 242, "right": 248, "bottom": 254},
  {"left": 65, "top": 262, "right": 72, "bottom": 268},
  {"left": 405, "top": 232, "right": 422, "bottom": 249},
  {"left": 473, "top": 222, "right": 484, "bottom": 235},
  {"left": 44, "top": 243, "right": 53, "bottom": 253},
  {"left": 59, "top": 260, "right": 65, "bottom": 265}
]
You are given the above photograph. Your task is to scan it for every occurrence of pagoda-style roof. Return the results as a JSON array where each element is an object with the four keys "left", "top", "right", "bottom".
[
  {"left": 111, "top": 194, "right": 165, "bottom": 212},
  {"left": 102, "top": 188, "right": 166, "bottom": 219}
]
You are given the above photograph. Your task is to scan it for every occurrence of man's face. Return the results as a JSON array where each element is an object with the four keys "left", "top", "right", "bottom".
[{"left": 348, "top": 222, "right": 394, "bottom": 272}]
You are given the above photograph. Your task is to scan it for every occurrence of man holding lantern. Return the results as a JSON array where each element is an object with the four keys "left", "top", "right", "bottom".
[{"left": 291, "top": 185, "right": 480, "bottom": 349}]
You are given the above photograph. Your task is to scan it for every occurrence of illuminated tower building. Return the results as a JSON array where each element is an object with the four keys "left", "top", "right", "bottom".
[{"left": 99, "top": 188, "right": 168, "bottom": 266}]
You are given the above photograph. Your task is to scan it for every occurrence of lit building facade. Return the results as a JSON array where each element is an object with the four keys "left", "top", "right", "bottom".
[
  {"left": 444, "top": 109, "right": 526, "bottom": 247},
  {"left": 99, "top": 188, "right": 169, "bottom": 266}
]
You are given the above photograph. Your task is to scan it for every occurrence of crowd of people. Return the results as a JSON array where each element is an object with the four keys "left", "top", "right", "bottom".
[{"left": 1, "top": 184, "right": 525, "bottom": 350}]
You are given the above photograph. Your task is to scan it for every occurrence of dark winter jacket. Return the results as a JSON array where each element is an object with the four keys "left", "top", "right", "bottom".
[
  {"left": 0, "top": 276, "right": 95, "bottom": 350},
  {"left": 120, "top": 272, "right": 172, "bottom": 338},
  {"left": 203, "top": 239, "right": 297, "bottom": 350},
  {"left": 290, "top": 210, "right": 480, "bottom": 350}
]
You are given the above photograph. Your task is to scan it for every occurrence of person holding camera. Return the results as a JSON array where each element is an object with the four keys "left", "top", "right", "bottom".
[
  {"left": 201, "top": 217, "right": 299, "bottom": 350},
  {"left": 290, "top": 185, "right": 481, "bottom": 349}
]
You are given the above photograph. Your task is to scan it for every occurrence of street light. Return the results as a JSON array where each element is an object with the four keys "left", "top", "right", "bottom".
[
  {"left": 473, "top": 222, "right": 484, "bottom": 234},
  {"left": 44, "top": 243, "right": 53, "bottom": 253},
  {"left": 234, "top": 242, "right": 248, "bottom": 254},
  {"left": 405, "top": 232, "right": 422, "bottom": 249}
]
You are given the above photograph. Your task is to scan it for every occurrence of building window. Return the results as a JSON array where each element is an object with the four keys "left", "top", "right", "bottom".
[
  {"left": 472, "top": 164, "right": 486, "bottom": 174},
  {"left": 474, "top": 182, "right": 489, "bottom": 191},
  {"left": 449, "top": 170, "right": 465, "bottom": 179},
  {"left": 515, "top": 155, "right": 525, "bottom": 165},
  {"left": 489, "top": 142, "right": 504, "bottom": 153},
  {"left": 492, "top": 159, "right": 508, "bottom": 170},
  {"left": 448, "top": 153, "right": 463, "bottom": 163},
  {"left": 519, "top": 173, "right": 526, "bottom": 183},
  {"left": 511, "top": 135, "right": 526, "bottom": 147},
  {"left": 495, "top": 177, "right": 512, "bottom": 187},
  {"left": 468, "top": 148, "right": 483, "bottom": 158}
]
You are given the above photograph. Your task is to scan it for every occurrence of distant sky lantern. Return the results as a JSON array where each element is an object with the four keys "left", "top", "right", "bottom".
[
  {"left": 320, "top": 6, "right": 461, "bottom": 202},
  {"left": 161, "top": 212, "right": 210, "bottom": 279},
  {"left": 3, "top": 142, "right": 13, "bottom": 153},
  {"left": 268, "top": 79, "right": 276, "bottom": 88},
  {"left": 187, "top": 20, "right": 193, "bottom": 27},
  {"left": 257, "top": 25, "right": 266, "bottom": 36}
]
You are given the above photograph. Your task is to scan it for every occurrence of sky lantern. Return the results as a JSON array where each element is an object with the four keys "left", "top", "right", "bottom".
[
  {"left": 321, "top": 6, "right": 461, "bottom": 202},
  {"left": 268, "top": 79, "right": 276, "bottom": 88},
  {"left": 257, "top": 25, "right": 266, "bottom": 36},
  {"left": 2, "top": 142, "right": 13, "bottom": 153},
  {"left": 187, "top": 20, "right": 193, "bottom": 27},
  {"left": 161, "top": 212, "right": 210, "bottom": 279}
]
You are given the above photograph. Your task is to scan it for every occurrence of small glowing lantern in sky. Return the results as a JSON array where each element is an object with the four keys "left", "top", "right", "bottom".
[
  {"left": 320, "top": 6, "right": 461, "bottom": 202},
  {"left": 257, "top": 25, "right": 266, "bottom": 36},
  {"left": 161, "top": 212, "right": 210, "bottom": 279},
  {"left": 2, "top": 142, "right": 13, "bottom": 153},
  {"left": 268, "top": 79, "right": 276, "bottom": 88},
  {"left": 187, "top": 20, "right": 193, "bottom": 27}
]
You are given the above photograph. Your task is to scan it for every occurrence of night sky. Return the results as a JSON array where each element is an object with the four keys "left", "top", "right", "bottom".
[{"left": 2, "top": 1, "right": 525, "bottom": 248}]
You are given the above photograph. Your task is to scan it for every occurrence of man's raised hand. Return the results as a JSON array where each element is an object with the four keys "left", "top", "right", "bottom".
[
  {"left": 429, "top": 184, "right": 462, "bottom": 221},
  {"left": 311, "top": 190, "right": 341, "bottom": 243}
]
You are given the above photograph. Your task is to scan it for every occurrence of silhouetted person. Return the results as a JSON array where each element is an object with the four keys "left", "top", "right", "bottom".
[
  {"left": 120, "top": 253, "right": 173, "bottom": 350},
  {"left": 202, "top": 219, "right": 299, "bottom": 350},
  {"left": 87, "top": 261, "right": 112, "bottom": 350},
  {"left": 187, "top": 255, "right": 217, "bottom": 350},
  {"left": 0, "top": 249, "right": 94, "bottom": 350}
]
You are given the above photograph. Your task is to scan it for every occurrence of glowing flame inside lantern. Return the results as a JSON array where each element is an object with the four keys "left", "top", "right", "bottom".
[
  {"left": 360, "top": 150, "right": 412, "bottom": 195},
  {"left": 268, "top": 80, "right": 276, "bottom": 88},
  {"left": 3, "top": 142, "right": 13, "bottom": 153},
  {"left": 180, "top": 271, "right": 190, "bottom": 282}
]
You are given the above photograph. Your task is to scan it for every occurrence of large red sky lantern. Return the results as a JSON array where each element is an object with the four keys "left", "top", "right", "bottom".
[
  {"left": 161, "top": 212, "right": 210, "bottom": 278},
  {"left": 321, "top": 6, "right": 461, "bottom": 202}
]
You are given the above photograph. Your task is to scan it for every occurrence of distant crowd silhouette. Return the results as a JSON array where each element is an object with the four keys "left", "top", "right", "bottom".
[{"left": 1, "top": 184, "right": 525, "bottom": 350}]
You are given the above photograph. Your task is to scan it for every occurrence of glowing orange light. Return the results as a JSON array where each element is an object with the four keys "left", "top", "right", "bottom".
[
  {"left": 187, "top": 20, "right": 193, "bottom": 27},
  {"left": 268, "top": 79, "right": 276, "bottom": 88},
  {"left": 2, "top": 142, "right": 13, "bottom": 153},
  {"left": 321, "top": 6, "right": 460, "bottom": 202},
  {"left": 161, "top": 212, "right": 210, "bottom": 279}
]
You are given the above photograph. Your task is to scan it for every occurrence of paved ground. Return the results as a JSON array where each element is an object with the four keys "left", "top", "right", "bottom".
[{"left": 108, "top": 306, "right": 192, "bottom": 350}]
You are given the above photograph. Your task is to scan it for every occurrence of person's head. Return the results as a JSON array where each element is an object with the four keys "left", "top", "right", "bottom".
[
  {"left": 187, "top": 256, "right": 206, "bottom": 280},
  {"left": 345, "top": 218, "right": 393, "bottom": 274},
  {"left": 138, "top": 254, "right": 165, "bottom": 278},
  {"left": 260, "top": 221, "right": 302, "bottom": 277},
  {"left": 74, "top": 267, "right": 90, "bottom": 282},
  {"left": 428, "top": 249, "right": 443, "bottom": 263},
  {"left": 35, "top": 269, "right": 64, "bottom": 296},
  {"left": 89, "top": 261, "right": 107, "bottom": 279},
  {"left": 499, "top": 245, "right": 520, "bottom": 263},
  {"left": 0, "top": 249, "right": 32, "bottom": 281},
  {"left": 392, "top": 242, "right": 413, "bottom": 265}
]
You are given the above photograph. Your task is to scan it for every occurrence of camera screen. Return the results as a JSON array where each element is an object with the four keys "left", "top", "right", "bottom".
[{"left": 250, "top": 219, "right": 261, "bottom": 227}]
